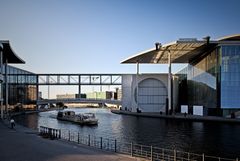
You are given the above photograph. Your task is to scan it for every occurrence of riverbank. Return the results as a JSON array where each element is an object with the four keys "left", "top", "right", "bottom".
[
  {"left": 8, "top": 107, "right": 64, "bottom": 118},
  {"left": 111, "top": 110, "right": 240, "bottom": 124},
  {"left": 0, "top": 119, "right": 144, "bottom": 161}
]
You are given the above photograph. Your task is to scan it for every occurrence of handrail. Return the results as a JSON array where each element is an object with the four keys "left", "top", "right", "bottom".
[{"left": 39, "top": 127, "right": 238, "bottom": 161}]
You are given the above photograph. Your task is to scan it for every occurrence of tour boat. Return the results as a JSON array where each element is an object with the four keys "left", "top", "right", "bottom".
[{"left": 57, "top": 111, "right": 98, "bottom": 125}]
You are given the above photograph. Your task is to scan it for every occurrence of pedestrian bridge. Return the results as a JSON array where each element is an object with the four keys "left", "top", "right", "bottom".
[{"left": 37, "top": 98, "right": 122, "bottom": 106}]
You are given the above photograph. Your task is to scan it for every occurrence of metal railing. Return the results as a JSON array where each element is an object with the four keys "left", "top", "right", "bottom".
[
  {"left": 39, "top": 126, "right": 61, "bottom": 139},
  {"left": 39, "top": 126, "right": 239, "bottom": 161}
]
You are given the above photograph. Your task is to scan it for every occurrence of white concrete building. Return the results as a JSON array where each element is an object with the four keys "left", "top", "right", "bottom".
[{"left": 122, "top": 74, "right": 178, "bottom": 113}]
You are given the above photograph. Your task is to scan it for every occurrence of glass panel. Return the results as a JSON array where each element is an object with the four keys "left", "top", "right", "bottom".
[
  {"left": 221, "top": 45, "right": 240, "bottom": 109},
  {"left": 186, "top": 49, "right": 218, "bottom": 109}
]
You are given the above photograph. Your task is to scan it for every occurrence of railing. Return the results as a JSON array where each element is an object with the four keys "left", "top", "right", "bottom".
[
  {"left": 39, "top": 126, "right": 61, "bottom": 139},
  {"left": 39, "top": 126, "right": 238, "bottom": 161}
]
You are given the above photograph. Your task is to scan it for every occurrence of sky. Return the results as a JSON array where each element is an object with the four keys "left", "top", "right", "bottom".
[{"left": 1, "top": 0, "right": 240, "bottom": 97}]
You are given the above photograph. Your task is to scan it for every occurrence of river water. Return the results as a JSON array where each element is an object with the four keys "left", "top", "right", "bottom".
[{"left": 14, "top": 108, "right": 240, "bottom": 158}]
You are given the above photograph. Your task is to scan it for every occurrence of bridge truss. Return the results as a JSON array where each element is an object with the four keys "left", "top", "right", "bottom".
[
  {"left": 37, "top": 74, "right": 122, "bottom": 85},
  {"left": 7, "top": 73, "right": 122, "bottom": 102}
]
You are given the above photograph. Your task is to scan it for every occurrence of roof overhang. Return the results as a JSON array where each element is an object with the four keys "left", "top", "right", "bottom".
[
  {"left": 0, "top": 41, "right": 25, "bottom": 64},
  {"left": 121, "top": 40, "right": 218, "bottom": 64}
]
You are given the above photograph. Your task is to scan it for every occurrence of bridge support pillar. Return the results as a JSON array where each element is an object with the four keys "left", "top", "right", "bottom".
[
  {"left": 78, "top": 84, "right": 81, "bottom": 98},
  {"left": 36, "top": 75, "right": 39, "bottom": 106}
]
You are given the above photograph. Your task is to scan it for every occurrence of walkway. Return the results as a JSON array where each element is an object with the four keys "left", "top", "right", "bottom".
[
  {"left": 111, "top": 110, "right": 240, "bottom": 123},
  {"left": 0, "top": 120, "right": 144, "bottom": 161}
]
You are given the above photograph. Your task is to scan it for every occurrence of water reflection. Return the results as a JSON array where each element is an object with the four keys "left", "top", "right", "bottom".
[{"left": 14, "top": 108, "right": 240, "bottom": 158}]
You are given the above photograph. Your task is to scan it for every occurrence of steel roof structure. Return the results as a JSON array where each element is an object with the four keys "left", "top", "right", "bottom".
[{"left": 121, "top": 34, "right": 240, "bottom": 64}]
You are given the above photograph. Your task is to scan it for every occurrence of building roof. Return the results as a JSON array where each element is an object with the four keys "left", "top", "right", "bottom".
[
  {"left": 0, "top": 41, "right": 25, "bottom": 64},
  {"left": 121, "top": 34, "right": 240, "bottom": 64},
  {"left": 218, "top": 34, "right": 240, "bottom": 41}
]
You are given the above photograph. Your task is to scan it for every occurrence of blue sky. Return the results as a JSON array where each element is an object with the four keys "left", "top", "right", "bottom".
[
  {"left": 1, "top": 0, "right": 240, "bottom": 98},
  {"left": 1, "top": 0, "right": 240, "bottom": 74}
]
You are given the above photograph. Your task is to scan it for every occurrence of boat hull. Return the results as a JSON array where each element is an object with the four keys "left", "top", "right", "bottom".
[{"left": 57, "top": 116, "right": 98, "bottom": 125}]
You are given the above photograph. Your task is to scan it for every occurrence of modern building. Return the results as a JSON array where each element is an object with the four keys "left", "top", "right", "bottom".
[
  {"left": 122, "top": 34, "right": 240, "bottom": 117},
  {"left": 122, "top": 74, "right": 178, "bottom": 113},
  {"left": 0, "top": 41, "right": 37, "bottom": 118}
]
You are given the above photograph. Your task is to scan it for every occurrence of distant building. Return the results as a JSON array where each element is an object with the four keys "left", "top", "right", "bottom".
[
  {"left": 116, "top": 88, "right": 122, "bottom": 100},
  {"left": 56, "top": 93, "right": 86, "bottom": 99},
  {"left": 86, "top": 91, "right": 115, "bottom": 100},
  {"left": 56, "top": 94, "right": 76, "bottom": 99}
]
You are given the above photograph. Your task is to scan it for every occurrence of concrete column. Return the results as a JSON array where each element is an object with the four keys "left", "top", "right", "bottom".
[
  {"left": 48, "top": 85, "right": 50, "bottom": 99},
  {"left": 136, "top": 61, "right": 139, "bottom": 112},
  {"left": 78, "top": 75, "right": 81, "bottom": 98},
  {"left": 168, "top": 51, "right": 172, "bottom": 114},
  {"left": 5, "top": 59, "right": 8, "bottom": 114},
  {"left": 78, "top": 85, "right": 81, "bottom": 98},
  {"left": 0, "top": 46, "right": 3, "bottom": 119}
]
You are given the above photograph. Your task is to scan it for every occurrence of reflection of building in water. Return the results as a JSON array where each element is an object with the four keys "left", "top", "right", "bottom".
[
  {"left": 8, "top": 84, "right": 37, "bottom": 107},
  {"left": 5, "top": 65, "right": 37, "bottom": 109},
  {"left": 122, "top": 34, "right": 240, "bottom": 117}
]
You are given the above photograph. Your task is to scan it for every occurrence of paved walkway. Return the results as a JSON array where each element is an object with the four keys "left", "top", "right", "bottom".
[
  {"left": 111, "top": 110, "right": 240, "bottom": 123},
  {"left": 0, "top": 120, "right": 144, "bottom": 161}
]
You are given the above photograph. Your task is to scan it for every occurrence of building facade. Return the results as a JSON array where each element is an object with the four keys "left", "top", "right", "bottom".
[
  {"left": 0, "top": 41, "right": 37, "bottom": 118},
  {"left": 178, "top": 42, "right": 240, "bottom": 116},
  {"left": 122, "top": 74, "right": 178, "bottom": 113},
  {"left": 3, "top": 65, "right": 37, "bottom": 109},
  {"left": 122, "top": 34, "right": 240, "bottom": 117}
]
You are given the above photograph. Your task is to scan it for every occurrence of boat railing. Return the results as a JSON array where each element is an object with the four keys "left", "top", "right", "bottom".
[{"left": 39, "top": 127, "right": 238, "bottom": 161}]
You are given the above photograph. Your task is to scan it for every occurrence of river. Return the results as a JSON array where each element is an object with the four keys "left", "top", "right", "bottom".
[{"left": 14, "top": 108, "right": 240, "bottom": 158}]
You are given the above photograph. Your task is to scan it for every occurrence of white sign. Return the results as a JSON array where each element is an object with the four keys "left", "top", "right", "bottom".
[
  {"left": 193, "top": 105, "right": 203, "bottom": 116},
  {"left": 181, "top": 105, "right": 188, "bottom": 114}
]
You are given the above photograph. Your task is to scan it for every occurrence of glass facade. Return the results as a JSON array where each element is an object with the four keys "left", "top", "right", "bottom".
[
  {"left": 220, "top": 45, "right": 240, "bottom": 109},
  {"left": 187, "top": 49, "right": 218, "bottom": 112},
  {"left": 177, "top": 49, "right": 219, "bottom": 115},
  {"left": 177, "top": 44, "right": 240, "bottom": 116},
  {"left": 2, "top": 65, "right": 37, "bottom": 109}
]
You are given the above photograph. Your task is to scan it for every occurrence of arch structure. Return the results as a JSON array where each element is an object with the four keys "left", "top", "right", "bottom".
[
  {"left": 121, "top": 74, "right": 178, "bottom": 113},
  {"left": 135, "top": 78, "right": 167, "bottom": 112}
]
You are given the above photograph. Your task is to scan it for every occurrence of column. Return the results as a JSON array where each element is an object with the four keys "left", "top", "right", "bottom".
[
  {"left": 36, "top": 75, "right": 39, "bottom": 101},
  {"left": 168, "top": 51, "right": 172, "bottom": 114},
  {"left": 0, "top": 45, "right": 3, "bottom": 119},
  {"left": 5, "top": 59, "right": 8, "bottom": 114},
  {"left": 78, "top": 85, "right": 81, "bottom": 98},
  {"left": 136, "top": 61, "right": 139, "bottom": 112},
  {"left": 78, "top": 75, "right": 81, "bottom": 98}
]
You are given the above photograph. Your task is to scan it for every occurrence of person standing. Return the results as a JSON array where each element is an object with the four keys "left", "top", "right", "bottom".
[{"left": 10, "top": 118, "right": 15, "bottom": 129}]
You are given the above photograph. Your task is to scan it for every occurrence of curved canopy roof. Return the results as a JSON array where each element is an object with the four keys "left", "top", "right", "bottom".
[
  {"left": 218, "top": 34, "right": 240, "bottom": 41},
  {"left": 0, "top": 41, "right": 25, "bottom": 64},
  {"left": 121, "top": 34, "right": 240, "bottom": 64}
]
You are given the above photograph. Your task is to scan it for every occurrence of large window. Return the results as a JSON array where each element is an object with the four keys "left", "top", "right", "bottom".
[
  {"left": 187, "top": 49, "right": 218, "bottom": 110},
  {"left": 221, "top": 45, "right": 240, "bottom": 108},
  {"left": 3, "top": 65, "right": 37, "bottom": 107}
]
